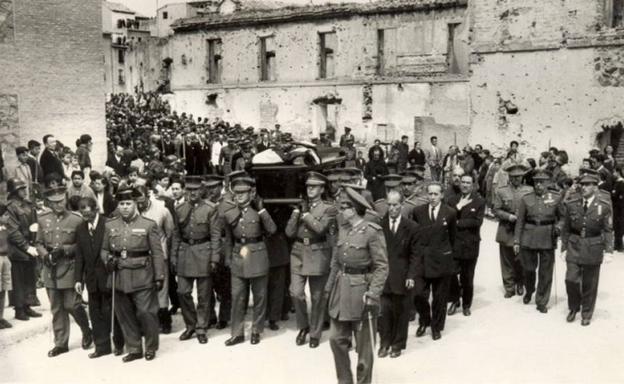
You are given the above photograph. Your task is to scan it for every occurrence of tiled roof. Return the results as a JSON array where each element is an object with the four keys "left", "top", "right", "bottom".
[{"left": 105, "top": 1, "right": 136, "bottom": 14}]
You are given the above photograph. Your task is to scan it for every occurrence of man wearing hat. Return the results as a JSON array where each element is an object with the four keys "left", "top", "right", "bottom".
[
  {"left": 222, "top": 177, "right": 277, "bottom": 346},
  {"left": 35, "top": 187, "right": 93, "bottom": 357},
  {"left": 494, "top": 164, "right": 533, "bottom": 298},
  {"left": 171, "top": 176, "right": 221, "bottom": 344},
  {"left": 6, "top": 178, "right": 41, "bottom": 321},
  {"left": 339, "top": 127, "right": 354, "bottom": 148},
  {"left": 561, "top": 173, "right": 613, "bottom": 326},
  {"left": 373, "top": 174, "right": 403, "bottom": 217},
  {"left": 284, "top": 171, "right": 337, "bottom": 348},
  {"left": 101, "top": 187, "right": 166, "bottom": 362},
  {"left": 324, "top": 187, "right": 388, "bottom": 384},
  {"left": 514, "top": 169, "right": 564, "bottom": 313}
]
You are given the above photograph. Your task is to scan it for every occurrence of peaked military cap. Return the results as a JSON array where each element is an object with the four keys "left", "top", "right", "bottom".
[
  {"left": 44, "top": 187, "right": 67, "bottom": 202},
  {"left": 115, "top": 186, "right": 139, "bottom": 202},
  {"left": 185, "top": 176, "right": 204, "bottom": 190},
  {"left": 231, "top": 177, "right": 255, "bottom": 193},
  {"left": 532, "top": 169, "right": 552, "bottom": 181},
  {"left": 383, "top": 174, "right": 403, "bottom": 188},
  {"left": 305, "top": 171, "right": 327, "bottom": 186},
  {"left": 505, "top": 164, "right": 528, "bottom": 177},
  {"left": 204, "top": 174, "right": 224, "bottom": 188},
  {"left": 342, "top": 187, "right": 372, "bottom": 211},
  {"left": 578, "top": 173, "right": 599, "bottom": 185}
]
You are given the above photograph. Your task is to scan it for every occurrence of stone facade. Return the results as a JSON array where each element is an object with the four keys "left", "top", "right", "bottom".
[{"left": 0, "top": 0, "right": 105, "bottom": 169}]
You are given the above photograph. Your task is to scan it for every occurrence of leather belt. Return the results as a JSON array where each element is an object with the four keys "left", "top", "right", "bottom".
[
  {"left": 341, "top": 265, "right": 371, "bottom": 275},
  {"left": 296, "top": 236, "right": 327, "bottom": 245},
  {"left": 235, "top": 237, "right": 262, "bottom": 245},
  {"left": 570, "top": 230, "right": 601, "bottom": 238},
  {"left": 111, "top": 250, "right": 150, "bottom": 259},
  {"left": 182, "top": 237, "right": 210, "bottom": 245},
  {"left": 526, "top": 219, "right": 555, "bottom": 226}
]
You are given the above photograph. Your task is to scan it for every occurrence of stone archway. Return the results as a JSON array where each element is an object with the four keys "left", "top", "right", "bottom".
[{"left": 595, "top": 117, "right": 624, "bottom": 163}]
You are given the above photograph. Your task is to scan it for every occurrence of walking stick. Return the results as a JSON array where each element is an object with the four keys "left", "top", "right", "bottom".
[{"left": 111, "top": 269, "right": 116, "bottom": 340}]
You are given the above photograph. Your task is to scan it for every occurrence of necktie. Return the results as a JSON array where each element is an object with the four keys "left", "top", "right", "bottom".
[
  {"left": 391, "top": 218, "right": 397, "bottom": 234},
  {"left": 583, "top": 200, "right": 588, "bottom": 213},
  {"left": 430, "top": 206, "right": 436, "bottom": 222},
  {"left": 88, "top": 225, "right": 94, "bottom": 237}
]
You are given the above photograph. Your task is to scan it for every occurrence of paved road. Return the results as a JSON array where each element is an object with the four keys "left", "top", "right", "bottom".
[{"left": 2, "top": 220, "right": 624, "bottom": 384}]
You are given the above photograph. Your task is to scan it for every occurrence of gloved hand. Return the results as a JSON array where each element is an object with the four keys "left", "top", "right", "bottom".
[
  {"left": 300, "top": 199, "right": 309, "bottom": 213},
  {"left": 26, "top": 246, "right": 39, "bottom": 257},
  {"left": 363, "top": 292, "right": 380, "bottom": 316},
  {"left": 105, "top": 258, "right": 119, "bottom": 273},
  {"left": 155, "top": 280, "right": 164, "bottom": 291},
  {"left": 513, "top": 244, "right": 520, "bottom": 255},
  {"left": 255, "top": 197, "right": 264, "bottom": 211},
  {"left": 74, "top": 282, "right": 83, "bottom": 295}
]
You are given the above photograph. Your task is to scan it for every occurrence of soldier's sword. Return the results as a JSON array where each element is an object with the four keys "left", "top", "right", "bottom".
[{"left": 111, "top": 269, "right": 115, "bottom": 340}]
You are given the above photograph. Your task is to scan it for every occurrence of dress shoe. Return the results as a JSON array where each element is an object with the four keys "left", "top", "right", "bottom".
[
  {"left": 432, "top": 330, "right": 441, "bottom": 341},
  {"left": 409, "top": 313, "right": 416, "bottom": 322},
  {"left": 250, "top": 333, "right": 261, "bottom": 345},
  {"left": 179, "top": 329, "right": 196, "bottom": 341},
  {"left": 224, "top": 336, "right": 245, "bottom": 346},
  {"left": 15, "top": 311, "right": 29, "bottom": 321},
  {"left": 0, "top": 319, "right": 12, "bottom": 328},
  {"left": 378, "top": 347, "right": 389, "bottom": 358},
  {"left": 504, "top": 291, "right": 514, "bottom": 298},
  {"left": 145, "top": 351, "right": 156, "bottom": 361},
  {"left": 516, "top": 284, "right": 524, "bottom": 296},
  {"left": 447, "top": 302, "right": 459, "bottom": 316},
  {"left": 390, "top": 350, "right": 401, "bottom": 358},
  {"left": 82, "top": 331, "right": 93, "bottom": 350},
  {"left": 122, "top": 352, "right": 143, "bottom": 363},
  {"left": 268, "top": 321, "right": 279, "bottom": 331},
  {"left": 415, "top": 325, "right": 427, "bottom": 337},
  {"left": 208, "top": 319, "right": 218, "bottom": 329},
  {"left": 523, "top": 293, "right": 532, "bottom": 304},
  {"left": 581, "top": 318, "right": 591, "bottom": 326},
  {"left": 113, "top": 348, "right": 124, "bottom": 356},
  {"left": 31, "top": 297, "right": 42, "bottom": 307},
  {"left": 88, "top": 350, "right": 111, "bottom": 359},
  {"left": 25, "top": 307, "right": 42, "bottom": 318},
  {"left": 296, "top": 327, "right": 310, "bottom": 346},
  {"left": 566, "top": 310, "right": 578, "bottom": 323},
  {"left": 309, "top": 338, "right": 319, "bottom": 348},
  {"left": 463, "top": 308, "right": 471, "bottom": 316},
  {"left": 197, "top": 334, "right": 208, "bottom": 344},
  {"left": 536, "top": 305, "right": 548, "bottom": 314},
  {"left": 216, "top": 321, "right": 228, "bottom": 330},
  {"left": 48, "top": 346, "right": 69, "bottom": 357}
]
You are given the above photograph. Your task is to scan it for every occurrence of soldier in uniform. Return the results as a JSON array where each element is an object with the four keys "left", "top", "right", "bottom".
[
  {"left": 35, "top": 187, "right": 92, "bottom": 357},
  {"left": 324, "top": 187, "right": 388, "bottom": 384},
  {"left": 373, "top": 174, "right": 403, "bottom": 217},
  {"left": 514, "top": 169, "right": 564, "bottom": 313},
  {"left": 494, "top": 164, "right": 533, "bottom": 298},
  {"left": 171, "top": 176, "right": 221, "bottom": 344},
  {"left": 285, "top": 172, "right": 337, "bottom": 348},
  {"left": 101, "top": 187, "right": 166, "bottom": 362},
  {"left": 222, "top": 177, "right": 277, "bottom": 346},
  {"left": 561, "top": 173, "right": 613, "bottom": 326}
]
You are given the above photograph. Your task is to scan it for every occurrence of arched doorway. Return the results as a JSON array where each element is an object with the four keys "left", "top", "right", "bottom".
[{"left": 596, "top": 120, "right": 624, "bottom": 163}]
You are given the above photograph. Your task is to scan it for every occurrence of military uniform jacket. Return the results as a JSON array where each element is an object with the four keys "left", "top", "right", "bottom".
[
  {"left": 35, "top": 211, "right": 84, "bottom": 290},
  {"left": 514, "top": 191, "right": 563, "bottom": 250},
  {"left": 285, "top": 200, "right": 337, "bottom": 276},
  {"left": 171, "top": 200, "right": 221, "bottom": 277},
  {"left": 101, "top": 214, "right": 166, "bottom": 293},
  {"left": 222, "top": 205, "right": 277, "bottom": 278},
  {"left": 561, "top": 196, "right": 613, "bottom": 265},
  {"left": 325, "top": 220, "right": 388, "bottom": 321},
  {"left": 6, "top": 198, "right": 37, "bottom": 262},
  {"left": 494, "top": 184, "right": 533, "bottom": 246}
]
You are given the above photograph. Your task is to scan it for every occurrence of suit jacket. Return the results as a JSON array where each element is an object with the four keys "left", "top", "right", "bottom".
[
  {"left": 447, "top": 192, "right": 486, "bottom": 259},
  {"left": 74, "top": 218, "right": 108, "bottom": 293},
  {"left": 382, "top": 215, "right": 422, "bottom": 295},
  {"left": 40, "top": 148, "right": 64, "bottom": 180},
  {"left": 411, "top": 203, "right": 456, "bottom": 278},
  {"left": 106, "top": 154, "right": 127, "bottom": 177}
]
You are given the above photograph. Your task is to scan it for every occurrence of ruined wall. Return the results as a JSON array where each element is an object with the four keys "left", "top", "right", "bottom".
[{"left": 0, "top": 0, "right": 106, "bottom": 168}]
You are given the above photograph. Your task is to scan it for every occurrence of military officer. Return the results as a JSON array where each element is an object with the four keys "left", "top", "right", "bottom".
[
  {"left": 494, "top": 164, "right": 533, "bottom": 298},
  {"left": 222, "top": 177, "right": 277, "bottom": 346},
  {"left": 561, "top": 173, "right": 613, "bottom": 326},
  {"left": 373, "top": 174, "right": 404, "bottom": 217},
  {"left": 101, "top": 187, "right": 166, "bottom": 362},
  {"left": 171, "top": 176, "right": 221, "bottom": 344},
  {"left": 514, "top": 169, "right": 564, "bottom": 313},
  {"left": 324, "top": 187, "right": 388, "bottom": 384},
  {"left": 35, "top": 187, "right": 92, "bottom": 357},
  {"left": 285, "top": 172, "right": 337, "bottom": 348}
]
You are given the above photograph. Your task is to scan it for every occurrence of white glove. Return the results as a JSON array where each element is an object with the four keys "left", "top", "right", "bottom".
[
  {"left": 74, "top": 282, "right": 83, "bottom": 295},
  {"left": 26, "top": 246, "right": 39, "bottom": 257}
]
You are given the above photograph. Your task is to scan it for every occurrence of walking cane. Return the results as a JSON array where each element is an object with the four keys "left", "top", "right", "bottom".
[{"left": 111, "top": 269, "right": 116, "bottom": 340}]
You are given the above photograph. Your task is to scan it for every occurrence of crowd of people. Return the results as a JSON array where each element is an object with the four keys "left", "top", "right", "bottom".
[{"left": 0, "top": 91, "right": 622, "bottom": 383}]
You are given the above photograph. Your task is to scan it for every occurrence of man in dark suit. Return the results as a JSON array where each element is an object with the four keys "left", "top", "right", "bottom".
[
  {"left": 39, "top": 135, "right": 65, "bottom": 182},
  {"left": 106, "top": 146, "right": 128, "bottom": 177},
  {"left": 74, "top": 197, "right": 124, "bottom": 358},
  {"left": 408, "top": 141, "right": 426, "bottom": 168},
  {"left": 378, "top": 190, "right": 421, "bottom": 358},
  {"left": 446, "top": 174, "right": 486, "bottom": 316},
  {"left": 90, "top": 172, "right": 117, "bottom": 217},
  {"left": 411, "top": 182, "right": 456, "bottom": 340}
]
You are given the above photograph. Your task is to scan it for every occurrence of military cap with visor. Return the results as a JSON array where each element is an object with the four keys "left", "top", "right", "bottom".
[
  {"left": 185, "top": 176, "right": 204, "bottom": 190},
  {"left": 384, "top": 174, "right": 403, "bottom": 188},
  {"left": 505, "top": 164, "right": 528, "bottom": 177},
  {"left": 44, "top": 187, "right": 67, "bottom": 202},
  {"left": 532, "top": 169, "right": 552, "bottom": 181},
  {"left": 341, "top": 187, "right": 372, "bottom": 211},
  {"left": 305, "top": 171, "right": 327, "bottom": 186},
  {"left": 231, "top": 177, "right": 255, "bottom": 193}
]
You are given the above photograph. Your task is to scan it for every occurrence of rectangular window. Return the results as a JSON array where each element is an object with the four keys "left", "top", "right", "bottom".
[
  {"left": 118, "top": 49, "right": 125, "bottom": 64},
  {"left": 118, "top": 69, "right": 125, "bottom": 85},
  {"left": 377, "top": 29, "right": 385, "bottom": 75},
  {"left": 117, "top": 19, "right": 125, "bottom": 28},
  {"left": 259, "top": 36, "right": 276, "bottom": 81},
  {"left": 319, "top": 32, "right": 336, "bottom": 79},
  {"left": 163, "top": 11, "right": 168, "bottom": 19},
  {"left": 376, "top": 28, "right": 396, "bottom": 76},
  {"left": 207, "top": 38, "right": 223, "bottom": 83},
  {"left": 447, "top": 23, "right": 461, "bottom": 74}
]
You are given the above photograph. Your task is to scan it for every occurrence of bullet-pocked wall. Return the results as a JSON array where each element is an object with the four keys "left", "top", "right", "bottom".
[{"left": 0, "top": 0, "right": 106, "bottom": 169}]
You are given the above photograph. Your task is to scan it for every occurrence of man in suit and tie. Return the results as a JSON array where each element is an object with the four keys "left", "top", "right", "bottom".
[
  {"left": 90, "top": 172, "right": 117, "bottom": 217},
  {"left": 425, "top": 136, "right": 443, "bottom": 182},
  {"left": 74, "top": 197, "right": 124, "bottom": 358},
  {"left": 446, "top": 174, "right": 486, "bottom": 316},
  {"left": 39, "top": 135, "right": 65, "bottom": 182},
  {"left": 412, "top": 182, "right": 456, "bottom": 340},
  {"left": 378, "top": 190, "right": 421, "bottom": 358}
]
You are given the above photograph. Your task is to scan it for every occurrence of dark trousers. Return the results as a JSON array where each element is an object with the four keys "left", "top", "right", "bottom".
[
  {"left": 114, "top": 288, "right": 159, "bottom": 354},
  {"left": 10, "top": 260, "right": 30, "bottom": 311},
  {"left": 520, "top": 248, "right": 555, "bottom": 307},
  {"left": 330, "top": 316, "right": 376, "bottom": 384},
  {"left": 499, "top": 244, "right": 523, "bottom": 294},
  {"left": 614, "top": 212, "right": 624, "bottom": 250},
  {"left": 178, "top": 276, "right": 212, "bottom": 335},
  {"left": 210, "top": 264, "right": 231, "bottom": 324},
  {"left": 267, "top": 265, "right": 288, "bottom": 323},
  {"left": 565, "top": 262, "right": 601, "bottom": 319},
  {"left": 414, "top": 275, "right": 450, "bottom": 332},
  {"left": 168, "top": 264, "right": 180, "bottom": 310},
  {"left": 290, "top": 272, "right": 328, "bottom": 339},
  {"left": 449, "top": 258, "right": 478, "bottom": 308},
  {"left": 231, "top": 274, "right": 267, "bottom": 337},
  {"left": 88, "top": 289, "right": 124, "bottom": 352},
  {"left": 379, "top": 293, "right": 410, "bottom": 351},
  {"left": 47, "top": 288, "right": 91, "bottom": 348}
]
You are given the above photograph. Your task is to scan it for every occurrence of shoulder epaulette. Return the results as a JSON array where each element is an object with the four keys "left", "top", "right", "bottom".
[
  {"left": 367, "top": 222, "right": 382, "bottom": 231},
  {"left": 106, "top": 216, "right": 120, "bottom": 223},
  {"left": 39, "top": 211, "right": 52, "bottom": 218},
  {"left": 140, "top": 216, "right": 158, "bottom": 225}
]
